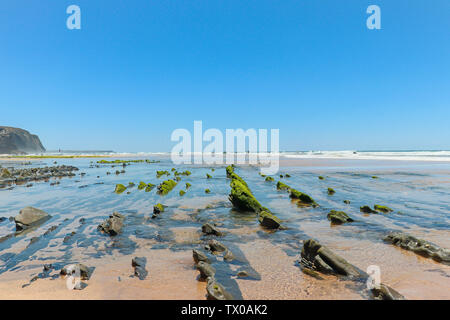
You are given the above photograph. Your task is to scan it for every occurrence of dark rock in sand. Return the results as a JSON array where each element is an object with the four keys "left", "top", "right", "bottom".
[
  {"left": 0, "top": 126, "right": 45, "bottom": 154},
  {"left": 258, "top": 211, "right": 282, "bottom": 229},
  {"left": 384, "top": 232, "right": 450, "bottom": 264},
  {"left": 371, "top": 283, "right": 405, "bottom": 300},
  {"left": 132, "top": 257, "right": 148, "bottom": 280},
  {"left": 201, "top": 223, "right": 223, "bottom": 236},
  {"left": 60, "top": 263, "right": 91, "bottom": 280},
  {"left": 193, "top": 249, "right": 211, "bottom": 264},
  {"left": 97, "top": 212, "right": 124, "bottom": 236},
  {"left": 206, "top": 277, "right": 233, "bottom": 300},
  {"left": 197, "top": 261, "right": 216, "bottom": 279},
  {"left": 299, "top": 239, "right": 406, "bottom": 300},
  {"left": 300, "top": 239, "right": 362, "bottom": 278},
  {"left": 14, "top": 206, "right": 50, "bottom": 231}
]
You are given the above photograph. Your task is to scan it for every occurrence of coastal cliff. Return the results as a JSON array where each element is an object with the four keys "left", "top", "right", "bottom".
[{"left": 0, "top": 126, "right": 45, "bottom": 155}]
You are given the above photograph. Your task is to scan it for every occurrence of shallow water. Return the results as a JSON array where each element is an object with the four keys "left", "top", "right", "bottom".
[{"left": 0, "top": 156, "right": 449, "bottom": 299}]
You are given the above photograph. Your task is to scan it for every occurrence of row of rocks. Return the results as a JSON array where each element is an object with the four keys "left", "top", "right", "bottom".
[{"left": 0, "top": 165, "right": 79, "bottom": 188}]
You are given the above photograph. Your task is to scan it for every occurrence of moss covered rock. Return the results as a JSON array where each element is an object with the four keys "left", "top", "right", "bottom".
[
  {"left": 228, "top": 178, "right": 262, "bottom": 213},
  {"left": 374, "top": 205, "right": 393, "bottom": 213},
  {"left": 138, "top": 181, "right": 147, "bottom": 190},
  {"left": 265, "top": 176, "right": 274, "bottom": 182},
  {"left": 185, "top": 182, "right": 192, "bottom": 189},
  {"left": 179, "top": 190, "right": 186, "bottom": 196},
  {"left": 114, "top": 184, "right": 127, "bottom": 194},
  {"left": 145, "top": 183, "right": 155, "bottom": 192},
  {"left": 289, "top": 189, "right": 318, "bottom": 207},
  {"left": 157, "top": 179, "right": 177, "bottom": 195},
  {"left": 327, "top": 187, "right": 335, "bottom": 195},
  {"left": 276, "top": 181, "right": 290, "bottom": 191},
  {"left": 327, "top": 210, "right": 354, "bottom": 224},
  {"left": 153, "top": 203, "right": 164, "bottom": 214},
  {"left": 206, "top": 173, "right": 212, "bottom": 179},
  {"left": 205, "top": 188, "right": 211, "bottom": 194}
]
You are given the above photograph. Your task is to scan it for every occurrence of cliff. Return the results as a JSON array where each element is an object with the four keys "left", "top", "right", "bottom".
[{"left": 0, "top": 126, "right": 46, "bottom": 155}]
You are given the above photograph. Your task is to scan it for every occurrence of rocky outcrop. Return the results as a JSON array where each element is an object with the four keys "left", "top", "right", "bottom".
[
  {"left": 14, "top": 207, "right": 51, "bottom": 231},
  {"left": 384, "top": 232, "right": 450, "bottom": 264},
  {"left": 0, "top": 126, "right": 45, "bottom": 154},
  {"left": 298, "top": 239, "right": 405, "bottom": 300}
]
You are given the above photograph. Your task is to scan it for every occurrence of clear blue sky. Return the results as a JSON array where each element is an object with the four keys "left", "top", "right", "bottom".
[{"left": 1, "top": 0, "right": 449, "bottom": 152}]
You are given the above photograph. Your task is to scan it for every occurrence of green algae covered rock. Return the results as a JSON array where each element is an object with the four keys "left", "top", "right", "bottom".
[
  {"left": 318, "top": 176, "right": 324, "bottom": 180},
  {"left": 258, "top": 211, "right": 282, "bottom": 229},
  {"left": 327, "top": 210, "right": 354, "bottom": 224},
  {"left": 374, "top": 205, "right": 393, "bottom": 213},
  {"left": 138, "top": 181, "right": 147, "bottom": 190},
  {"left": 265, "top": 176, "right": 274, "bottom": 182},
  {"left": 228, "top": 178, "right": 262, "bottom": 213},
  {"left": 276, "top": 181, "right": 290, "bottom": 191},
  {"left": 360, "top": 205, "right": 377, "bottom": 214},
  {"left": 226, "top": 165, "right": 234, "bottom": 178},
  {"left": 285, "top": 174, "right": 291, "bottom": 178},
  {"left": 179, "top": 190, "right": 186, "bottom": 196},
  {"left": 114, "top": 184, "right": 127, "bottom": 194},
  {"left": 327, "top": 187, "right": 336, "bottom": 195},
  {"left": 205, "top": 188, "right": 211, "bottom": 194},
  {"left": 289, "top": 188, "right": 318, "bottom": 207},
  {"left": 153, "top": 203, "right": 164, "bottom": 214},
  {"left": 185, "top": 182, "right": 192, "bottom": 189},
  {"left": 206, "top": 173, "right": 212, "bottom": 179},
  {"left": 145, "top": 183, "right": 155, "bottom": 192},
  {"left": 157, "top": 179, "right": 177, "bottom": 195},
  {"left": 156, "top": 170, "right": 170, "bottom": 178}
]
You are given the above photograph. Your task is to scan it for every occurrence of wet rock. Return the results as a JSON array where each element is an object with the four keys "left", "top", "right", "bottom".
[
  {"left": 265, "top": 176, "right": 274, "bottom": 182},
  {"left": 258, "top": 211, "right": 282, "bottom": 229},
  {"left": 384, "top": 232, "right": 450, "bottom": 264},
  {"left": 193, "top": 249, "right": 211, "bottom": 264},
  {"left": 360, "top": 205, "right": 377, "bottom": 214},
  {"left": 300, "top": 239, "right": 362, "bottom": 278},
  {"left": 371, "top": 283, "right": 406, "bottom": 300},
  {"left": 374, "top": 205, "right": 393, "bottom": 213},
  {"left": 201, "top": 223, "right": 223, "bottom": 236},
  {"left": 206, "top": 239, "right": 228, "bottom": 253},
  {"left": 153, "top": 203, "right": 164, "bottom": 215},
  {"left": 114, "top": 184, "right": 126, "bottom": 194},
  {"left": 14, "top": 207, "right": 50, "bottom": 231},
  {"left": 276, "top": 181, "right": 290, "bottom": 191},
  {"left": 299, "top": 239, "right": 406, "bottom": 300},
  {"left": 205, "top": 188, "right": 211, "bottom": 194},
  {"left": 197, "top": 261, "right": 215, "bottom": 279},
  {"left": 157, "top": 179, "right": 177, "bottom": 195},
  {"left": 237, "top": 270, "right": 249, "bottom": 278},
  {"left": 43, "top": 264, "right": 52, "bottom": 272},
  {"left": 343, "top": 200, "right": 351, "bottom": 204},
  {"left": 97, "top": 212, "right": 124, "bottom": 236},
  {"left": 132, "top": 257, "right": 148, "bottom": 280},
  {"left": 60, "top": 263, "right": 91, "bottom": 280},
  {"left": 289, "top": 188, "right": 318, "bottom": 207},
  {"left": 327, "top": 188, "right": 335, "bottom": 195},
  {"left": 327, "top": 210, "right": 354, "bottom": 224},
  {"left": 0, "top": 217, "right": 6, "bottom": 223},
  {"left": 228, "top": 174, "right": 262, "bottom": 213},
  {"left": 206, "top": 277, "right": 233, "bottom": 300}
]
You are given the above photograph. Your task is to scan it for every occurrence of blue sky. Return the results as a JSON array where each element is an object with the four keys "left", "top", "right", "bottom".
[{"left": 1, "top": 0, "right": 449, "bottom": 152}]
